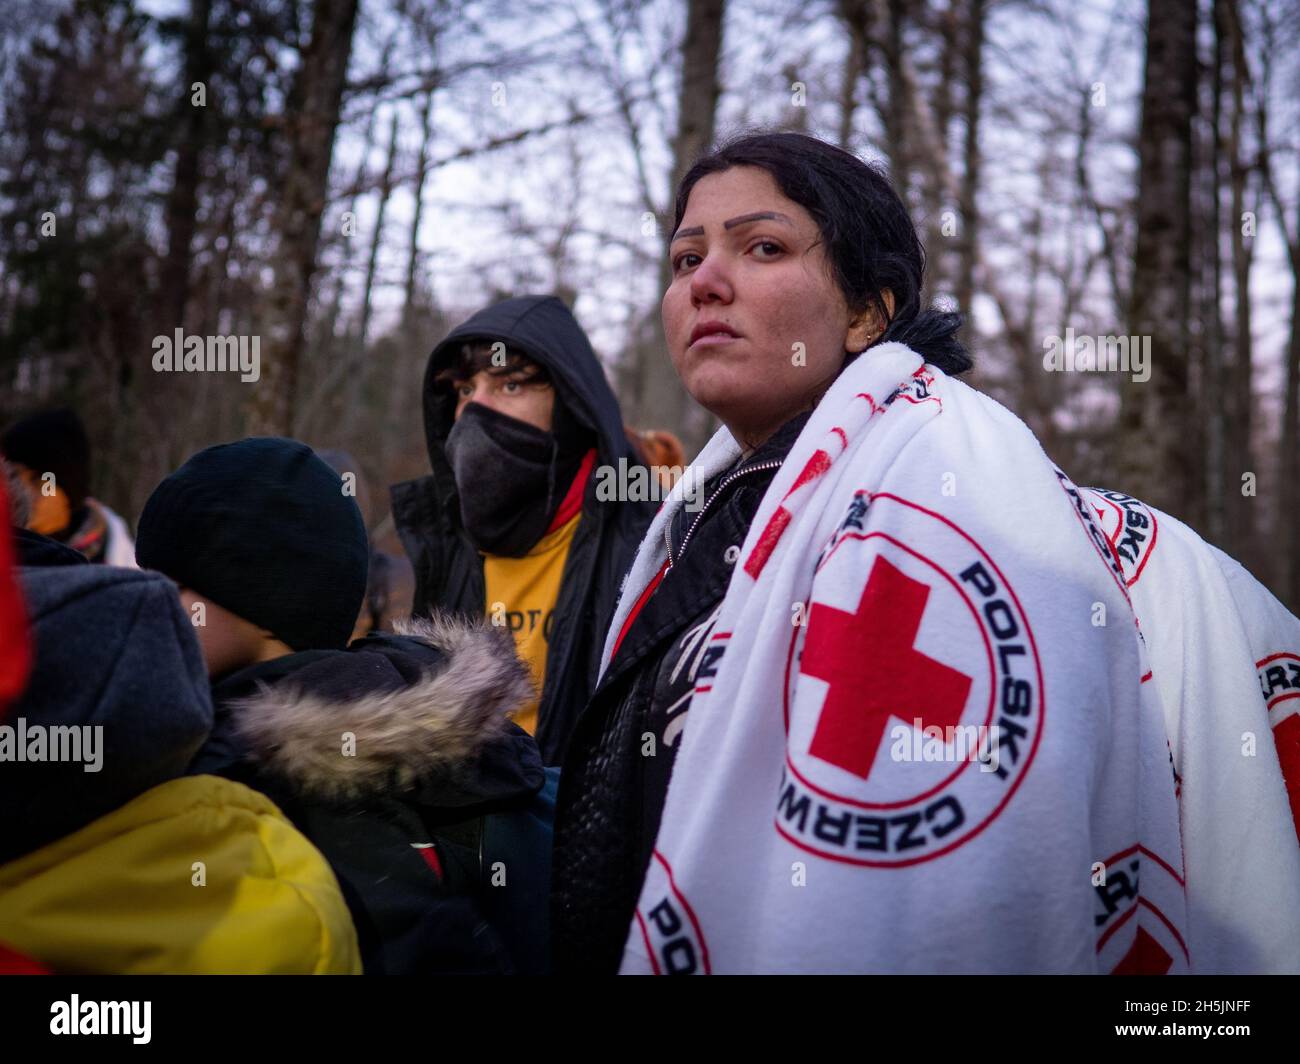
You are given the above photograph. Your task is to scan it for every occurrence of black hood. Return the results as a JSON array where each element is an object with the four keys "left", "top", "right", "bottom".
[
  {"left": 420, "top": 295, "right": 637, "bottom": 518},
  {"left": 391, "top": 295, "right": 657, "bottom": 766}
]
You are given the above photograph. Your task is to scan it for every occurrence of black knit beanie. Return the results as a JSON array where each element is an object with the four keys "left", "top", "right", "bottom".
[
  {"left": 135, "top": 437, "right": 368, "bottom": 651},
  {"left": 0, "top": 408, "right": 91, "bottom": 508}
]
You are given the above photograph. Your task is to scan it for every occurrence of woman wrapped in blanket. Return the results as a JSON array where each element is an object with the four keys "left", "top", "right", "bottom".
[{"left": 551, "top": 132, "right": 1300, "bottom": 974}]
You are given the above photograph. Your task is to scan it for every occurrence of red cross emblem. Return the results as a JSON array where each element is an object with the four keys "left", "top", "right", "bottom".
[{"left": 801, "top": 556, "right": 972, "bottom": 780}]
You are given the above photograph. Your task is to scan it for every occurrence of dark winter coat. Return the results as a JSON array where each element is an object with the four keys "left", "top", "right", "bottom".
[
  {"left": 390, "top": 295, "right": 655, "bottom": 765},
  {"left": 189, "top": 615, "right": 557, "bottom": 975},
  {"left": 551, "top": 413, "right": 809, "bottom": 973}
]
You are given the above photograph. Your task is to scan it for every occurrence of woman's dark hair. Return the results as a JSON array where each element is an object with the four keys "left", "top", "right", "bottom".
[{"left": 673, "top": 131, "right": 972, "bottom": 376}]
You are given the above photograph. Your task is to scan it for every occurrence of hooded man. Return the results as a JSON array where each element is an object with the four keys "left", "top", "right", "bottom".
[{"left": 391, "top": 295, "right": 655, "bottom": 766}]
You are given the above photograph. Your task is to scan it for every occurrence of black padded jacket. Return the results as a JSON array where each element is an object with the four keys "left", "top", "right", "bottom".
[{"left": 551, "top": 413, "right": 809, "bottom": 973}]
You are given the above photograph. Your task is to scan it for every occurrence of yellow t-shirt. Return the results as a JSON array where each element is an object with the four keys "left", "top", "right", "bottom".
[{"left": 482, "top": 512, "right": 582, "bottom": 735}]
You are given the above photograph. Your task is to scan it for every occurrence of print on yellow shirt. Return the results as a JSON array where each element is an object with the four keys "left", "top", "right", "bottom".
[{"left": 482, "top": 512, "right": 582, "bottom": 734}]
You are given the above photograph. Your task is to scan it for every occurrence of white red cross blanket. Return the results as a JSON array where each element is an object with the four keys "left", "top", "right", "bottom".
[
  {"left": 599, "top": 342, "right": 1300, "bottom": 974},
  {"left": 1079, "top": 487, "right": 1300, "bottom": 973}
]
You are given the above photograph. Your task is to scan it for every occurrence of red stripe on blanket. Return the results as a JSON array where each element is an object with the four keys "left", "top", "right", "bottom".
[
  {"left": 742, "top": 449, "right": 837, "bottom": 580},
  {"left": 1096, "top": 842, "right": 1186, "bottom": 888},
  {"left": 633, "top": 909, "right": 661, "bottom": 975},
  {"left": 788, "top": 449, "right": 832, "bottom": 493},
  {"left": 743, "top": 507, "right": 792, "bottom": 579}
]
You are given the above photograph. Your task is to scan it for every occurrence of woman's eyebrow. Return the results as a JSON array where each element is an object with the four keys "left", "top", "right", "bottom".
[
  {"left": 670, "top": 210, "right": 794, "bottom": 244},
  {"left": 723, "top": 210, "right": 792, "bottom": 229}
]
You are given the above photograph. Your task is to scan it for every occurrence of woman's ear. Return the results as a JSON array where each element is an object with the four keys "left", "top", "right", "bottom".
[{"left": 845, "top": 289, "right": 897, "bottom": 353}]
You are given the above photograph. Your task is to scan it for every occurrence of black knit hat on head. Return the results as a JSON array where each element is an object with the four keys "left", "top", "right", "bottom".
[
  {"left": 135, "top": 437, "right": 368, "bottom": 651},
  {"left": 0, "top": 408, "right": 91, "bottom": 508}
]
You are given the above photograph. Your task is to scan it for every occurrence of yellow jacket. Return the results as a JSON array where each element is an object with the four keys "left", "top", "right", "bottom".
[{"left": 0, "top": 775, "right": 361, "bottom": 974}]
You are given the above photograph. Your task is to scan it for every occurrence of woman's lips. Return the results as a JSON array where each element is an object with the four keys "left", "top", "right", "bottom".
[
  {"left": 689, "top": 332, "right": 740, "bottom": 349},
  {"left": 689, "top": 320, "right": 741, "bottom": 345}
]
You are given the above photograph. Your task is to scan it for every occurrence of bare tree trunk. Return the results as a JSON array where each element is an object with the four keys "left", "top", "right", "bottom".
[
  {"left": 404, "top": 86, "right": 436, "bottom": 323},
  {"left": 1225, "top": 0, "right": 1255, "bottom": 567},
  {"left": 955, "top": 0, "right": 984, "bottom": 341},
  {"left": 381, "top": 83, "right": 435, "bottom": 499},
  {"left": 1279, "top": 197, "right": 1300, "bottom": 609},
  {"left": 634, "top": 0, "right": 726, "bottom": 455},
  {"left": 1018, "top": 194, "right": 1054, "bottom": 453},
  {"left": 200, "top": 185, "right": 238, "bottom": 337},
  {"left": 357, "top": 107, "right": 400, "bottom": 351},
  {"left": 248, "top": 0, "right": 359, "bottom": 437},
  {"left": 334, "top": 106, "right": 400, "bottom": 439},
  {"left": 935, "top": 1, "right": 957, "bottom": 150},
  {"left": 1253, "top": 13, "right": 1295, "bottom": 597},
  {"left": 668, "top": 0, "right": 726, "bottom": 206},
  {"left": 922, "top": 0, "right": 960, "bottom": 304},
  {"left": 160, "top": 0, "right": 213, "bottom": 332},
  {"left": 1259, "top": 21, "right": 1300, "bottom": 604},
  {"left": 1203, "top": 0, "right": 1229, "bottom": 547},
  {"left": 878, "top": 0, "right": 912, "bottom": 199},
  {"left": 1118, "top": 0, "right": 1198, "bottom": 524},
  {"left": 325, "top": 33, "right": 398, "bottom": 338},
  {"left": 836, "top": 0, "right": 872, "bottom": 148}
]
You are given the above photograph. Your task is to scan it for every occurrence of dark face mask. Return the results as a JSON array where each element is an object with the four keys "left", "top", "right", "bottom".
[{"left": 444, "top": 403, "right": 566, "bottom": 557}]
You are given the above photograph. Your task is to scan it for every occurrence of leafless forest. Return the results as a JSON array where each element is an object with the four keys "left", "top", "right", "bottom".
[{"left": 2, "top": 0, "right": 1298, "bottom": 606}]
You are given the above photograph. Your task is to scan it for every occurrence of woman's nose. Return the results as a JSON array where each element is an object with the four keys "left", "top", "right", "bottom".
[{"left": 689, "top": 252, "right": 734, "bottom": 306}]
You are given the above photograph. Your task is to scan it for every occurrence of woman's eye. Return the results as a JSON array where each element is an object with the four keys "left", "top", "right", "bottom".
[
  {"left": 457, "top": 384, "right": 473, "bottom": 398},
  {"left": 750, "top": 240, "right": 783, "bottom": 259},
  {"left": 673, "top": 252, "right": 701, "bottom": 273},
  {"left": 503, "top": 380, "right": 522, "bottom": 394}
]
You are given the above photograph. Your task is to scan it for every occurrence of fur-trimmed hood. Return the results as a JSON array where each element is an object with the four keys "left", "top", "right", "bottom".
[{"left": 193, "top": 613, "right": 539, "bottom": 807}]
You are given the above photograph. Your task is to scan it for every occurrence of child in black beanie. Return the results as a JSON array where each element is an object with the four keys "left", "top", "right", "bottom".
[
  {"left": 135, "top": 437, "right": 556, "bottom": 974},
  {"left": 137, "top": 436, "right": 369, "bottom": 662}
]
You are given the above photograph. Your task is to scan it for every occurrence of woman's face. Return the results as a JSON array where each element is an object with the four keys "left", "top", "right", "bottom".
[{"left": 663, "top": 166, "right": 876, "bottom": 451}]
